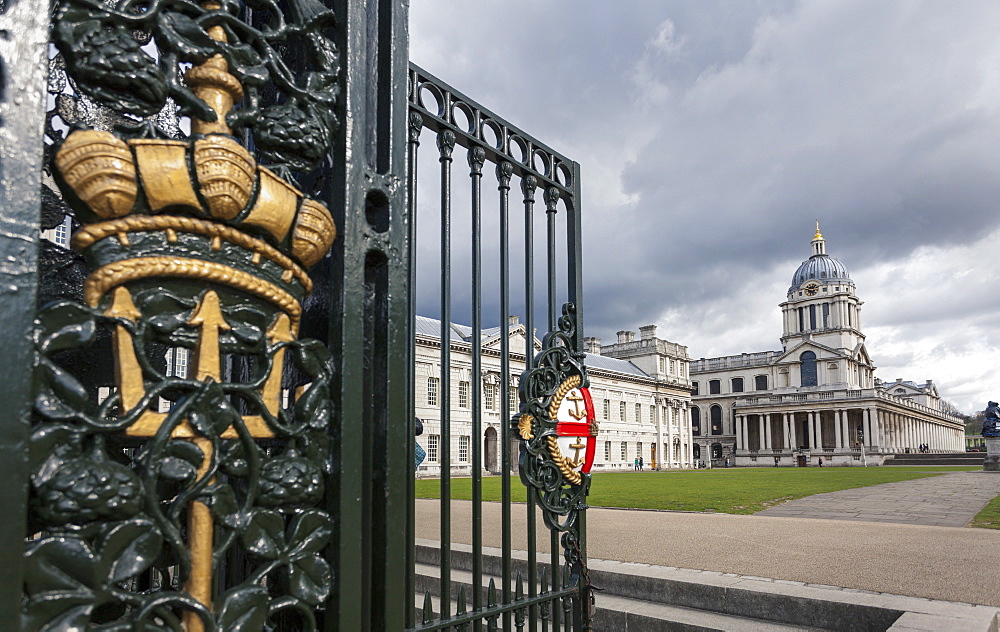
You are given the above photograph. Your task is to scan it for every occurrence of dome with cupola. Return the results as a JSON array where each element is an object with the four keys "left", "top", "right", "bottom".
[{"left": 788, "top": 222, "right": 854, "bottom": 293}]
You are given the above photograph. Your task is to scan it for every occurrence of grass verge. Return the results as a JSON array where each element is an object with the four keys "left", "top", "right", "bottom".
[
  {"left": 415, "top": 466, "right": 979, "bottom": 515},
  {"left": 970, "top": 494, "right": 1000, "bottom": 529}
]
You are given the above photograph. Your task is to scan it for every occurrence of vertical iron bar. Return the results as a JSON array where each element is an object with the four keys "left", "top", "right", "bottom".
[
  {"left": 544, "top": 186, "right": 561, "bottom": 629},
  {"left": 438, "top": 129, "right": 456, "bottom": 618},
  {"left": 568, "top": 162, "right": 589, "bottom": 628},
  {"left": 545, "top": 187, "right": 559, "bottom": 333},
  {"left": 469, "top": 145, "right": 486, "bottom": 629},
  {"left": 496, "top": 161, "right": 514, "bottom": 631},
  {"left": 550, "top": 530, "right": 560, "bottom": 629},
  {"left": 566, "top": 162, "right": 585, "bottom": 353},
  {"left": 521, "top": 174, "right": 538, "bottom": 632},
  {"left": 405, "top": 110, "right": 422, "bottom": 629},
  {"left": 0, "top": 0, "right": 49, "bottom": 618}
]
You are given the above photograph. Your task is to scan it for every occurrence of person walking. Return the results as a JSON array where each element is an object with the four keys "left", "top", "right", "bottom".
[
  {"left": 639, "top": 457, "right": 644, "bottom": 471},
  {"left": 633, "top": 457, "right": 639, "bottom": 471},
  {"left": 818, "top": 456, "right": 824, "bottom": 467}
]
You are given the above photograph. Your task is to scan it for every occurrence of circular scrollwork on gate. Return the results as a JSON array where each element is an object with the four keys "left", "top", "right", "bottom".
[{"left": 514, "top": 303, "right": 597, "bottom": 532}]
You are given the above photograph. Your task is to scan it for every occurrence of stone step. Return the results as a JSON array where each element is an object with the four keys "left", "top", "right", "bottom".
[
  {"left": 593, "top": 593, "right": 813, "bottom": 631},
  {"left": 415, "top": 540, "right": 999, "bottom": 631}
]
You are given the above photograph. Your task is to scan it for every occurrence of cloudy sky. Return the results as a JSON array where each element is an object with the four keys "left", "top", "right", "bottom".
[{"left": 408, "top": 1, "right": 1000, "bottom": 414}]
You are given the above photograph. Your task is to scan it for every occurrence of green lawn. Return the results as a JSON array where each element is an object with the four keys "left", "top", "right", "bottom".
[
  {"left": 415, "top": 467, "right": 980, "bottom": 515},
  {"left": 971, "top": 494, "right": 1000, "bottom": 530}
]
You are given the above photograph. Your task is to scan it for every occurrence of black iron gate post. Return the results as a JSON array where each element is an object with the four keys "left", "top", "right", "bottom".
[
  {"left": 327, "top": 0, "right": 411, "bottom": 629},
  {"left": 0, "top": 0, "right": 51, "bottom": 619}
]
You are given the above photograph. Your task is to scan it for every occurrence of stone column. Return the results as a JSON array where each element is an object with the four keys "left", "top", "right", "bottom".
[
  {"left": 789, "top": 413, "right": 797, "bottom": 450},
  {"left": 764, "top": 414, "right": 772, "bottom": 450},
  {"left": 834, "top": 410, "right": 843, "bottom": 449},
  {"left": 815, "top": 411, "right": 824, "bottom": 449},
  {"left": 757, "top": 415, "right": 765, "bottom": 452},
  {"left": 863, "top": 408, "right": 872, "bottom": 447}
]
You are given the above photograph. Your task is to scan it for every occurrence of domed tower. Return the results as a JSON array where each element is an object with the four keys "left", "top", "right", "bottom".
[{"left": 778, "top": 223, "right": 871, "bottom": 387}]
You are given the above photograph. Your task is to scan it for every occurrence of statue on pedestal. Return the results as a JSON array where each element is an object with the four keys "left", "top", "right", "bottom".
[{"left": 984, "top": 401, "right": 1000, "bottom": 437}]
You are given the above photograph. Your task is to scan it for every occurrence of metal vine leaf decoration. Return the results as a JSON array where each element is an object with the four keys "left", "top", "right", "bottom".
[
  {"left": 27, "top": 0, "right": 341, "bottom": 628},
  {"left": 516, "top": 303, "right": 597, "bottom": 533}
]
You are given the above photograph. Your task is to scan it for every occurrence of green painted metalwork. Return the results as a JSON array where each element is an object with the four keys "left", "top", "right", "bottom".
[{"left": 407, "top": 65, "right": 590, "bottom": 630}]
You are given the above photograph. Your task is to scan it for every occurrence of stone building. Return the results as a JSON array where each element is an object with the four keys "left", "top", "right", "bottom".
[
  {"left": 689, "top": 226, "right": 965, "bottom": 466},
  {"left": 414, "top": 318, "right": 695, "bottom": 476}
]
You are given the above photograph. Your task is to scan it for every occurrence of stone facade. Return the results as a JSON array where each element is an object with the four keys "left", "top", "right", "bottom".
[
  {"left": 690, "top": 226, "right": 965, "bottom": 466},
  {"left": 415, "top": 318, "right": 695, "bottom": 476}
]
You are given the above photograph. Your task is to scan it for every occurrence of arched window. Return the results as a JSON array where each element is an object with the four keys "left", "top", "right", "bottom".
[
  {"left": 711, "top": 443, "right": 723, "bottom": 459},
  {"left": 693, "top": 444, "right": 701, "bottom": 460},
  {"left": 800, "top": 351, "right": 817, "bottom": 387},
  {"left": 691, "top": 407, "right": 701, "bottom": 436},
  {"left": 710, "top": 405, "right": 723, "bottom": 435}
]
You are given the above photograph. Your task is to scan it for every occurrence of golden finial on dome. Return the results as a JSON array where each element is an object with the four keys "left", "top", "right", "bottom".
[{"left": 813, "top": 219, "right": 823, "bottom": 240}]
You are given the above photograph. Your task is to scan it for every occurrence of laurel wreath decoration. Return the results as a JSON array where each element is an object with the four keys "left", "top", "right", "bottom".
[{"left": 514, "top": 303, "right": 592, "bottom": 532}]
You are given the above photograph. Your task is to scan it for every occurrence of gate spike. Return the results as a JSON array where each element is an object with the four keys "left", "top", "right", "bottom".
[
  {"left": 487, "top": 578, "right": 499, "bottom": 632},
  {"left": 456, "top": 584, "right": 467, "bottom": 615},
  {"left": 515, "top": 570, "right": 524, "bottom": 601},
  {"left": 422, "top": 591, "right": 434, "bottom": 625}
]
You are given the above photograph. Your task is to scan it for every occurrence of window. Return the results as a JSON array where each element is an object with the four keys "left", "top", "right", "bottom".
[
  {"left": 635, "top": 403, "right": 642, "bottom": 423},
  {"left": 603, "top": 400, "right": 610, "bottom": 420},
  {"left": 710, "top": 405, "right": 723, "bottom": 435},
  {"left": 427, "top": 377, "right": 439, "bottom": 406},
  {"left": 649, "top": 405, "right": 655, "bottom": 423},
  {"left": 166, "top": 348, "right": 189, "bottom": 378},
  {"left": 458, "top": 381, "right": 469, "bottom": 408},
  {"left": 799, "top": 307, "right": 805, "bottom": 331},
  {"left": 637, "top": 442, "right": 642, "bottom": 459},
  {"left": 509, "top": 382, "right": 519, "bottom": 412},
  {"left": 800, "top": 351, "right": 818, "bottom": 387},
  {"left": 658, "top": 357, "right": 665, "bottom": 373},
  {"left": 823, "top": 303, "right": 830, "bottom": 328},
  {"left": 604, "top": 441, "right": 611, "bottom": 461},
  {"left": 709, "top": 380, "right": 721, "bottom": 395},
  {"left": 619, "top": 401, "right": 626, "bottom": 421},
  {"left": 459, "top": 436, "right": 470, "bottom": 462},
  {"left": 692, "top": 381, "right": 699, "bottom": 396},
  {"left": 693, "top": 444, "right": 701, "bottom": 460},
  {"left": 809, "top": 304, "right": 817, "bottom": 330},
  {"left": 731, "top": 377, "right": 744, "bottom": 393},
  {"left": 484, "top": 383, "right": 496, "bottom": 411},
  {"left": 691, "top": 408, "right": 701, "bottom": 436},
  {"left": 755, "top": 375, "right": 768, "bottom": 391},
  {"left": 620, "top": 442, "right": 628, "bottom": 461},
  {"left": 670, "top": 359, "right": 676, "bottom": 375},
  {"left": 428, "top": 435, "right": 440, "bottom": 462}
]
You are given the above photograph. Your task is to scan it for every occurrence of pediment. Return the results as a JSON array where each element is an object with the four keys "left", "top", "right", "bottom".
[{"left": 775, "top": 339, "right": 847, "bottom": 364}]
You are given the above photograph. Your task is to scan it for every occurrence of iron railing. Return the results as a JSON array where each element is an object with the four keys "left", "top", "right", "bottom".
[{"left": 406, "top": 64, "right": 591, "bottom": 630}]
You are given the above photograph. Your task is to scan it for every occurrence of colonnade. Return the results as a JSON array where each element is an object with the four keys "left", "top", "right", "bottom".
[
  {"left": 654, "top": 401, "right": 694, "bottom": 469},
  {"left": 734, "top": 407, "right": 963, "bottom": 453}
]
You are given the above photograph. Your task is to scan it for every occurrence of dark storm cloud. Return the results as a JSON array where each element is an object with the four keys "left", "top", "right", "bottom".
[{"left": 410, "top": 1, "right": 1000, "bottom": 411}]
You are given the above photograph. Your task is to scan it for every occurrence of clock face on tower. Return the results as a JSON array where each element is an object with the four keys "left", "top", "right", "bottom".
[{"left": 804, "top": 283, "right": 819, "bottom": 296}]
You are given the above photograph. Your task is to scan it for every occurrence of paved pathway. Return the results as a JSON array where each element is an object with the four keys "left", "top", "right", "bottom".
[
  {"left": 416, "top": 472, "right": 1000, "bottom": 606},
  {"left": 755, "top": 471, "right": 1000, "bottom": 526}
]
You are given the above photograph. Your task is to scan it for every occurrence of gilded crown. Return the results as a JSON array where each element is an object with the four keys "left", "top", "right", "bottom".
[{"left": 54, "top": 42, "right": 336, "bottom": 324}]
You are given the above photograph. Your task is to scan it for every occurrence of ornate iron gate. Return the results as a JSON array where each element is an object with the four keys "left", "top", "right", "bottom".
[
  {"left": 406, "top": 67, "right": 591, "bottom": 630},
  {"left": 0, "top": 0, "right": 590, "bottom": 627}
]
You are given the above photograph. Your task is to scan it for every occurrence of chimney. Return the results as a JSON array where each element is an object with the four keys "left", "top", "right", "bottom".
[
  {"left": 508, "top": 315, "right": 519, "bottom": 326},
  {"left": 639, "top": 324, "right": 657, "bottom": 341},
  {"left": 616, "top": 330, "right": 634, "bottom": 344},
  {"left": 584, "top": 337, "right": 602, "bottom": 355}
]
